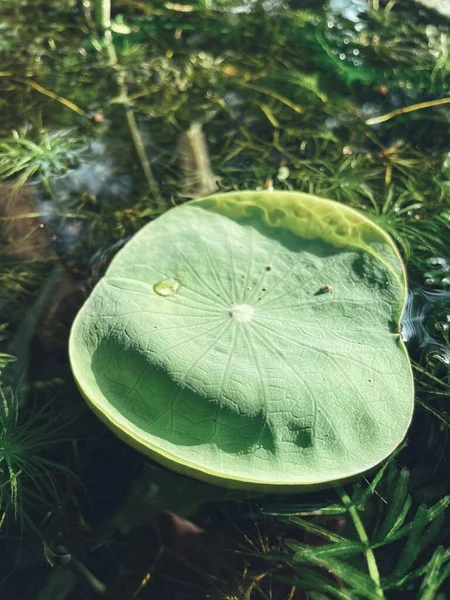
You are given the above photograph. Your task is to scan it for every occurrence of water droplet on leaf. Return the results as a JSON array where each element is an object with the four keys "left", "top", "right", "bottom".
[{"left": 153, "top": 279, "right": 180, "bottom": 297}]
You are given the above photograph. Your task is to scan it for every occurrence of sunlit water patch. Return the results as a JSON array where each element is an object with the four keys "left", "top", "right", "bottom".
[{"left": 402, "top": 288, "right": 450, "bottom": 365}]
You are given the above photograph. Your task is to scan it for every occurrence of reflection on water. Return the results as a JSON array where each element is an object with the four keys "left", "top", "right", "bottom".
[
  {"left": 402, "top": 288, "right": 450, "bottom": 365},
  {"left": 46, "top": 141, "right": 133, "bottom": 205},
  {"left": 38, "top": 140, "right": 134, "bottom": 260},
  {"left": 414, "top": 0, "right": 450, "bottom": 17},
  {"left": 329, "top": 0, "right": 367, "bottom": 22},
  {"left": 402, "top": 255, "right": 450, "bottom": 365}
]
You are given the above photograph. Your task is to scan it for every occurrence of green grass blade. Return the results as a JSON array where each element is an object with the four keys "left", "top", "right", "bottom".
[
  {"left": 374, "top": 497, "right": 450, "bottom": 549},
  {"left": 437, "top": 561, "right": 450, "bottom": 591},
  {"left": 261, "top": 502, "right": 347, "bottom": 516},
  {"left": 290, "top": 540, "right": 364, "bottom": 559},
  {"left": 418, "top": 546, "right": 446, "bottom": 600},
  {"left": 291, "top": 551, "right": 381, "bottom": 600},
  {"left": 283, "top": 517, "right": 349, "bottom": 544},
  {"left": 275, "top": 570, "right": 352, "bottom": 600},
  {"left": 391, "top": 504, "right": 428, "bottom": 579},
  {"left": 375, "top": 468, "right": 410, "bottom": 542}
]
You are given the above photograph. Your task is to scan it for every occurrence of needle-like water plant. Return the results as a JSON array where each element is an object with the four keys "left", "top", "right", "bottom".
[
  {"left": 363, "top": 185, "right": 445, "bottom": 259},
  {"left": 0, "top": 129, "right": 85, "bottom": 187},
  {"left": 0, "top": 324, "right": 15, "bottom": 377},
  {"left": 0, "top": 386, "right": 75, "bottom": 528},
  {"left": 0, "top": 328, "right": 73, "bottom": 529},
  {"left": 259, "top": 459, "right": 450, "bottom": 600},
  {"left": 121, "top": 453, "right": 450, "bottom": 600}
]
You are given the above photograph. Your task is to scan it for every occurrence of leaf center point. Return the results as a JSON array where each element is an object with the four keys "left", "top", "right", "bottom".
[{"left": 230, "top": 304, "right": 254, "bottom": 323}]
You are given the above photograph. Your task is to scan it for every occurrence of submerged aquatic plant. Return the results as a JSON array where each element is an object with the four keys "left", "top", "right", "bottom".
[
  {"left": 259, "top": 459, "right": 450, "bottom": 600},
  {"left": 364, "top": 186, "right": 440, "bottom": 258},
  {"left": 0, "top": 129, "right": 85, "bottom": 187},
  {"left": 0, "top": 324, "right": 15, "bottom": 376},
  {"left": 0, "top": 384, "right": 73, "bottom": 528},
  {"left": 121, "top": 455, "right": 450, "bottom": 599},
  {"left": 69, "top": 190, "right": 414, "bottom": 490}
]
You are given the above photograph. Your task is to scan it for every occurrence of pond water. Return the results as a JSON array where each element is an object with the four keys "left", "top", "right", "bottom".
[{"left": 1, "top": 0, "right": 450, "bottom": 598}]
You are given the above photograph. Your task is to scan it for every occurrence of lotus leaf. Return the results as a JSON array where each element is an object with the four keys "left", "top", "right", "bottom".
[{"left": 69, "top": 191, "right": 414, "bottom": 491}]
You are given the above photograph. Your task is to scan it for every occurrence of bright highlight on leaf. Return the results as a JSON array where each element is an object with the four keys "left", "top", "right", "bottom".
[{"left": 69, "top": 191, "right": 414, "bottom": 490}]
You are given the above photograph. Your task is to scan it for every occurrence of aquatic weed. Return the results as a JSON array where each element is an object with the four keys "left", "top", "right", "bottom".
[
  {"left": 0, "top": 348, "right": 74, "bottom": 530},
  {"left": 0, "top": 388, "right": 75, "bottom": 529},
  {"left": 0, "top": 129, "right": 86, "bottom": 188}
]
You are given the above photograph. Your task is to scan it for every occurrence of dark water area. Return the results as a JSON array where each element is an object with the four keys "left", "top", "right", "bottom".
[{"left": 1, "top": 0, "right": 450, "bottom": 598}]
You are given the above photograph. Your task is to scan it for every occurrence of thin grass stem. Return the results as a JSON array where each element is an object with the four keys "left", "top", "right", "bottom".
[
  {"left": 337, "top": 487, "right": 385, "bottom": 599},
  {"left": 366, "top": 98, "right": 450, "bottom": 126}
]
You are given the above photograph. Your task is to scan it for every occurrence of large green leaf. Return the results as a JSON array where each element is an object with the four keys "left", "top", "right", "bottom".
[{"left": 69, "top": 191, "right": 414, "bottom": 490}]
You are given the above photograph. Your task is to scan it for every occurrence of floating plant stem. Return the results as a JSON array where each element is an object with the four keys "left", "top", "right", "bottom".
[
  {"left": 366, "top": 97, "right": 450, "bottom": 126},
  {"left": 11, "top": 77, "right": 85, "bottom": 117},
  {"left": 95, "top": 1, "right": 162, "bottom": 206},
  {"left": 237, "top": 81, "right": 304, "bottom": 114},
  {"left": 125, "top": 107, "right": 162, "bottom": 204},
  {"left": 95, "top": 0, "right": 111, "bottom": 29},
  {"left": 415, "top": 398, "right": 450, "bottom": 428}
]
